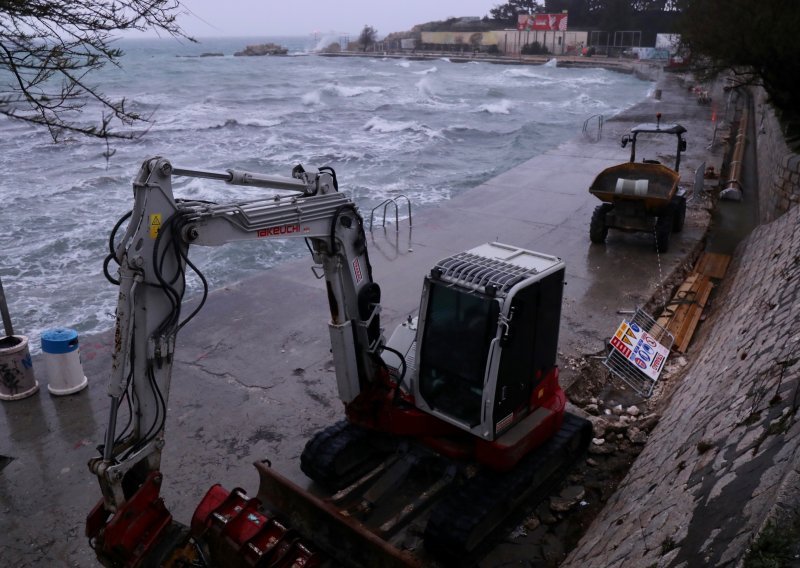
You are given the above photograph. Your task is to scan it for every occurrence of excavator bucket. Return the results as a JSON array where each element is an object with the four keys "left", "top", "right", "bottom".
[{"left": 254, "top": 460, "right": 421, "bottom": 568}]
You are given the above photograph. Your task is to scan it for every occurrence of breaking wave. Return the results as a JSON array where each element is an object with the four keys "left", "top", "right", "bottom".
[{"left": 477, "top": 99, "right": 513, "bottom": 114}]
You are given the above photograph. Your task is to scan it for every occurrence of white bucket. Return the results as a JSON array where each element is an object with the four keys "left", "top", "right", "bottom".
[
  {"left": 0, "top": 335, "right": 39, "bottom": 401},
  {"left": 41, "top": 328, "right": 88, "bottom": 396}
]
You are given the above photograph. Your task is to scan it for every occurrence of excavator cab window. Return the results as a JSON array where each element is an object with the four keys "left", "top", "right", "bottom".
[{"left": 419, "top": 282, "right": 499, "bottom": 427}]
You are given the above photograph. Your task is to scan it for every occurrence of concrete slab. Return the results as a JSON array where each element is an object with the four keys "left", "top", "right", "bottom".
[{"left": 0, "top": 66, "right": 725, "bottom": 567}]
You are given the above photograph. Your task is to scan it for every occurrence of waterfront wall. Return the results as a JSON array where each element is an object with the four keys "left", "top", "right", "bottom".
[{"left": 754, "top": 87, "right": 800, "bottom": 222}]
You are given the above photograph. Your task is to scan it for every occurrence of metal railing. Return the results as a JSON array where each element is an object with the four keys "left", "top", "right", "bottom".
[
  {"left": 582, "top": 114, "right": 604, "bottom": 143},
  {"left": 369, "top": 195, "right": 412, "bottom": 231}
]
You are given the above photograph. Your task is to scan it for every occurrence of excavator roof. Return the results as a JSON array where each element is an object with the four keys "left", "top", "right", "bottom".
[{"left": 433, "top": 242, "right": 563, "bottom": 294}]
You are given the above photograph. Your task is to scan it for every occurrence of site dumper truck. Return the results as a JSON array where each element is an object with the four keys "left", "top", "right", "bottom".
[{"left": 589, "top": 114, "right": 688, "bottom": 253}]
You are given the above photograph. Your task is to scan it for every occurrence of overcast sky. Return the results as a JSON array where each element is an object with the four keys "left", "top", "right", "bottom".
[{"left": 173, "top": 1, "right": 500, "bottom": 38}]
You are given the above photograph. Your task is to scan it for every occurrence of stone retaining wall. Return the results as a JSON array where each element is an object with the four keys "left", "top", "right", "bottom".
[
  {"left": 563, "top": 201, "right": 800, "bottom": 568},
  {"left": 754, "top": 87, "right": 800, "bottom": 221}
]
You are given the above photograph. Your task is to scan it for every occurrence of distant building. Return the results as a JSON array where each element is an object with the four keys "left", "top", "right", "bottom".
[{"left": 419, "top": 29, "right": 588, "bottom": 56}]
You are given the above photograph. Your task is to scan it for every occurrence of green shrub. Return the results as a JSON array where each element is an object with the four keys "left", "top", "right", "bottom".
[{"left": 521, "top": 42, "right": 549, "bottom": 55}]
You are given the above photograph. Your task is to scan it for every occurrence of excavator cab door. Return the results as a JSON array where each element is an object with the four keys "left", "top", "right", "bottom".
[{"left": 416, "top": 281, "right": 500, "bottom": 429}]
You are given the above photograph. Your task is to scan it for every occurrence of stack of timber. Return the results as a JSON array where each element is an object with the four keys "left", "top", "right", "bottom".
[{"left": 657, "top": 252, "right": 731, "bottom": 352}]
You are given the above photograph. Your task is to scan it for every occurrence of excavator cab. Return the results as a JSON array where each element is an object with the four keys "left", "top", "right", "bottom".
[{"left": 385, "top": 243, "right": 566, "bottom": 443}]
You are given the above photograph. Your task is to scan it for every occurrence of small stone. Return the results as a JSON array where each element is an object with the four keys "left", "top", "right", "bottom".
[
  {"left": 588, "top": 416, "right": 607, "bottom": 438},
  {"left": 586, "top": 458, "right": 598, "bottom": 467},
  {"left": 524, "top": 516, "right": 541, "bottom": 531},
  {"left": 585, "top": 403, "right": 600, "bottom": 415},
  {"left": 626, "top": 405, "right": 641, "bottom": 417},
  {"left": 616, "top": 433, "right": 624, "bottom": 440},
  {"left": 550, "top": 485, "right": 585, "bottom": 512},
  {"left": 677, "top": 356, "right": 688, "bottom": 367},
  {"left": 627, "top": 426, "right": 648, "bottom": 444},
  {"left": 537, "top": 507, "right": 557, "bottom": 524},
  {"left": 619, "top": 415, "right": 630, "bottom": 425},
  {"left": 612, "top": 404, "right": 624, "bottom": 415},
  {"left": 589, "top": 397, "right": 598, "bottom": 405},
  {"left": 589, "top": 442, "right": 615, "bottom": 455},
  {"left": 604, "top": 408, "right": 612, "bottom": 416},
  {"left": 508, "top": 525, "right": 527, "bottom": 539},
  {"left": 638, "top": 413, "right": 660, "bottom": 431},
  {"left": 592, "top": 437, "right": 605, "bottom": 445}
]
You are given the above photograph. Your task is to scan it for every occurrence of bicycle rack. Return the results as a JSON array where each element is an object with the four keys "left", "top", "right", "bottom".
[{"left": 369, "top": 195, "right": 412, "bottom": 231}]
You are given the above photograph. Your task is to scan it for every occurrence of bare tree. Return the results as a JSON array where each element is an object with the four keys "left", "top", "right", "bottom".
[
  {"left": 358, "top": 25, "right": 377, "bottom": 52},
  {"left": 0, "top": 1, "right": 191, "bottom": 148},
  {"left": 469, "top": 33, "right": 483, "bottom": 52},
  {"left": 677, "top": 0, "right": 800, "bottom": 135}
]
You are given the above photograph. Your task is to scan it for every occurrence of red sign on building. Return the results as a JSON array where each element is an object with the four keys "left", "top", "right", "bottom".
[{"left": 517, "top": 14, "right": 569, "bottom": 31}]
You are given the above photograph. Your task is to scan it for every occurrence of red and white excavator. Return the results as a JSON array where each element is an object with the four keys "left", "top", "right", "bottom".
[{"left": 86, "top": 157, "right": 591, "bottom": 567}]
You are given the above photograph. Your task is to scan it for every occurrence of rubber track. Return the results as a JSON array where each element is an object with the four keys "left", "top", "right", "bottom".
[
  {"left": 424, "top": 413, "right": 592, "bottom": 565},
  {"left": 300, "top": 420, "right": 385, "bottom": 491}
]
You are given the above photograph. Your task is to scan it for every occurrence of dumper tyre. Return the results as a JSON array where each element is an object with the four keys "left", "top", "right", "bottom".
[
  {"left": 655, "top": 214, "right": 672, "bottom": 253},
  {"left": 671, "top": 195, "right": 686, "bottom": 233},
  {"left": 589, "top": 204, "right": 613, "bottom": 244}
]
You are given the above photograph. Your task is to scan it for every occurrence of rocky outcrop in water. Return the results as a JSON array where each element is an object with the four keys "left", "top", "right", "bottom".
[{"left": 234, "top": 43, "right": 288, "bottom": 56}]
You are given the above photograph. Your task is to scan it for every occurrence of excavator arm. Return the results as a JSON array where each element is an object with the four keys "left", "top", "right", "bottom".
[{"left": 87, "top": 157, "right": 385, "bottom": 565}]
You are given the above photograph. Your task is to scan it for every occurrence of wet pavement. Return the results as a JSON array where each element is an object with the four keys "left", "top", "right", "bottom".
[{"left": 0, "top": 64, "right": 726, "bottom": 566}]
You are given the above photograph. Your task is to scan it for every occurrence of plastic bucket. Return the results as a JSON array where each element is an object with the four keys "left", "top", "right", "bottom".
[
  {"left": 0, "top": 335, "right": 39, "bottom": 401},
  {"left": 41, "top": 328, "right": 88, "bottom": 396}
]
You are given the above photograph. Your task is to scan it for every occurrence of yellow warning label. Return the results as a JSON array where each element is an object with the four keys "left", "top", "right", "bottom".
[{"left": 149, "top": 214, "right": 162, "bottom": 239}]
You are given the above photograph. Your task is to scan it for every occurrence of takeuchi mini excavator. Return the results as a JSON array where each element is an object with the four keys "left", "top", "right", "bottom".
[{"left": 87, "top": 157, "right": 591, "bottom": 567}]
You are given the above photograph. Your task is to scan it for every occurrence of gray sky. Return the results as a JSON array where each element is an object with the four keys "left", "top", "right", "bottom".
[{"left": 175, "top": 1, "right": 500, "bottom": 38}]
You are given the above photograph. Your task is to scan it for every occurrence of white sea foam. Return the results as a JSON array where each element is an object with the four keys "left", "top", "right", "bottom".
[
  {"left": 243, "top": 118, "right": 283, "bottom": 128},
  {"left": 545, "top": 58, "right": 558, "bottom": 67},
  {"left": 413, "top": 66, "right": 438, "bottom": 75},
  {"left": 323, "top": 84, "right": 384, "bottom": 97},
  {"left": 477, "top": 99, "right": 513, "bottom": 114},
  {"left": 415, "top": 76, "right": 437, "bottom": 99},
  {"left": 502, "top": 68, "right": 542, "bottom": 79},
  {"left": 363, "top": 117, "right": 422, "bottom": 133},
  {"left": 310, "top": 34, "right": 340, "bottom": 52},
  {"left": 302, "top": 90, "right": 323, "bottom": 105},
  {"left": 396, "top": 60, "right": 411, "bottom": 68}
]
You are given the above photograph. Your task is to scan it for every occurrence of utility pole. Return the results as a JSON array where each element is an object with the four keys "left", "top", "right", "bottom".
[{"left": 0, "top": 275, "right": 14, "bottom": 337}]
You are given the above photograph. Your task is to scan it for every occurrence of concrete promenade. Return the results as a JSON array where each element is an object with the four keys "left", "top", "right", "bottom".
[{"left": 0, "top": 66, "right": 724, "bottom": 566}]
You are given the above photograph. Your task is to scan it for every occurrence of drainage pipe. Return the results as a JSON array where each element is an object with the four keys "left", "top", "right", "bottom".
[{"left": 724, "top": 106, "right": 748, "bottom": 199}]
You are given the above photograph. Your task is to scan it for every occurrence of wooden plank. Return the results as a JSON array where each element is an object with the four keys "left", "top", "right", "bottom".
[
  {"left": 676, "top": 276, "right": 714, "bottom": 352},
  {"left": 659, "top": 273, "right": 698, "bottom": 337},
  {"left": 695, "top": 252, "right": 731, "bottom": 279}
]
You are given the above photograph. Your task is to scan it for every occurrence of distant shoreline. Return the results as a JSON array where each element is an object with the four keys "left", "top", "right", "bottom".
[{"left": 318, "top": 50, "right": 650, "bottom": 75}]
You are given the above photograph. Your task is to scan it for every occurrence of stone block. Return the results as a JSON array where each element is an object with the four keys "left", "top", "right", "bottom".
[{"left": 706, "top": 471, "right": 737, "bottom": 503}]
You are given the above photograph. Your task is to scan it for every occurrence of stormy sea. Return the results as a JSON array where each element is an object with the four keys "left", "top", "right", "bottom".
[{"left": 0, "top": 36, "right": 652, "bottom": 346}]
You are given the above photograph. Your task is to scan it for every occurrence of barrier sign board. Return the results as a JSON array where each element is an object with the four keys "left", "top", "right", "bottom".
[{"left": 610, "top": 320, "right": 669, "bottom": 381}]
